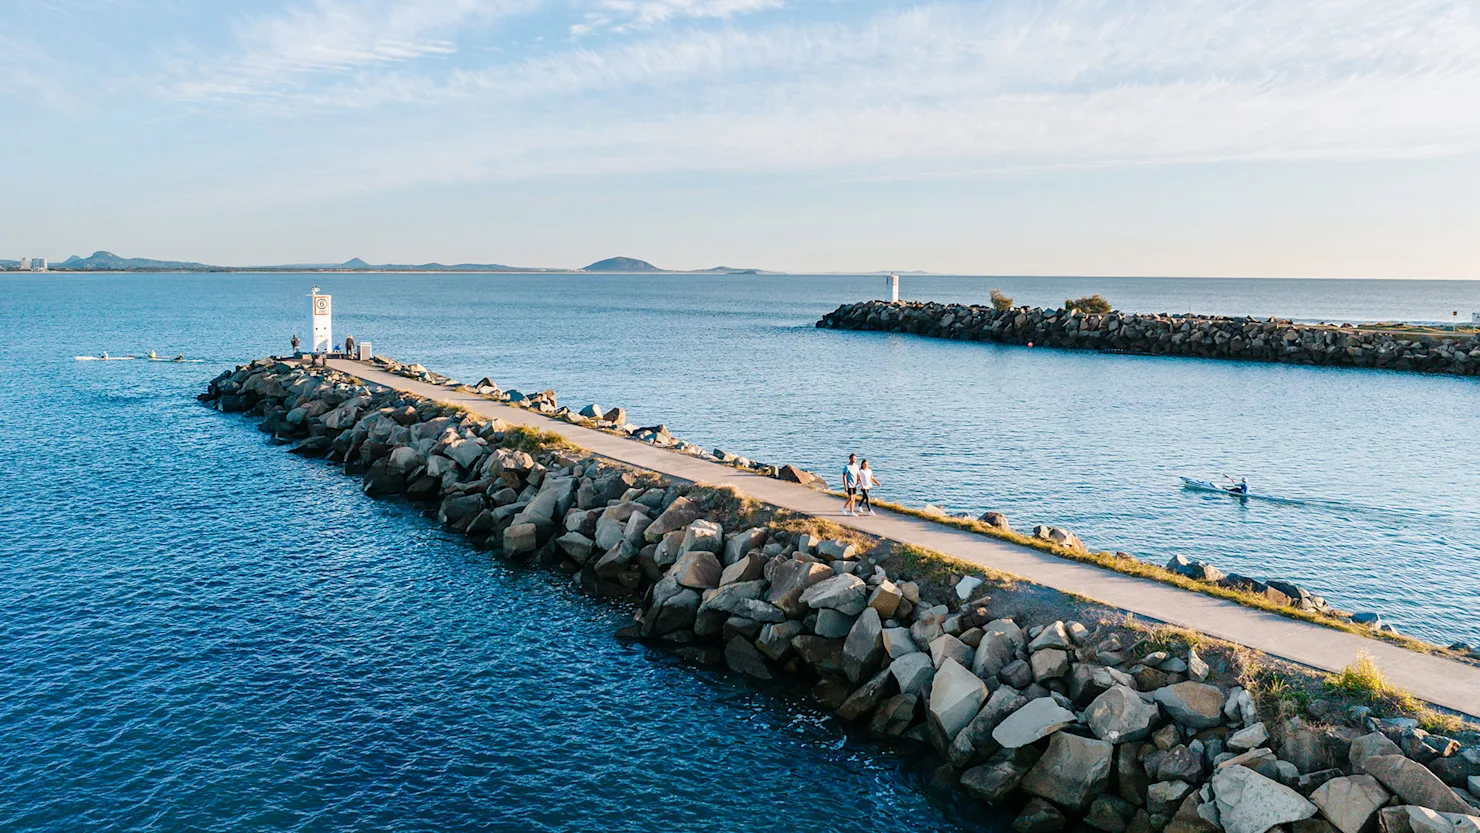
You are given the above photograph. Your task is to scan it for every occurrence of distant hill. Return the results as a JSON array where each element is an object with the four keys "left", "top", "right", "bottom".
[
  {"left": 583, "top": 256, "right": 662, "bottom": 272},
  {"left": 56, "top": 251, "right": 214, "bottom": 271}
]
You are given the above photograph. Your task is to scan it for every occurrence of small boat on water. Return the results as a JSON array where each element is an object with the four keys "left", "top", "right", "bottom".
[
  {"left": 75, "top": 355, "right": 136, "bottom": 361},
  {"left": 1180, "top": 477, "right": 1299, "bottom": 504},
  {"left": 149, "top": 357, "right": 204, "bottom": 363}
]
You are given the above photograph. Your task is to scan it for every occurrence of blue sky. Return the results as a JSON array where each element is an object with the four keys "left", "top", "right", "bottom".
[{"left": 5, "top": 0, "right": 1480, "bottom": 276}]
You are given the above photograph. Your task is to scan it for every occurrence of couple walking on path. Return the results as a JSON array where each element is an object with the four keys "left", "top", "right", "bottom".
[{"left": 842, "top": 453, "right": 880, "bottom": 516}]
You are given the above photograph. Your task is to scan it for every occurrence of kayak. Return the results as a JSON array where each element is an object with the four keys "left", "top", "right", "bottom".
[
  {"left": 75, "top": 355, "right": 136, "bottom": 361},
  {"left": 1180, "top": 477, "right": 1300, "bottom": 504},
  {"left": 149, "top": 358, "right": 204, "bottom": 363}
]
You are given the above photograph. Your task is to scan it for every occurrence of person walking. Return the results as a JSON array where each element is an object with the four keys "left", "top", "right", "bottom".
[
  {"left": 842, "top": 453, "right": 861, "bottom": 516},
  {"left": 291, "top": 333, "right": 301, "bottom": 354},
  {"left": 856, "top": 460, "right": 879, "bottom": 515},
  {"left": 344, "top": 334, "right": 356, "bottom": 357}
]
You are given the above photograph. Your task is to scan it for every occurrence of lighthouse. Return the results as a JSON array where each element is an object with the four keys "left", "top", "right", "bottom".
[{"left": 309, "top": 286, "right": 332, "bottom": 353}]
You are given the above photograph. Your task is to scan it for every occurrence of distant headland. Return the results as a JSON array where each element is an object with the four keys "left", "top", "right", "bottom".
[{"left": 0, "top": 250, "right": 767, "bottom": 275}]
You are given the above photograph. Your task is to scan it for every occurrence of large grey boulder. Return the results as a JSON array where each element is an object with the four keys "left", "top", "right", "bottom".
[
  {"left": 680, "top": 519, "right": 724, "bottom": 554},
  {"left": 723, "top": 527, "right": 767, "bottom": 565},
  {"left": 1021, "top": 731, "right": 1115, "bottom": 811},
  {"left": 1086, "top": 684, "right": 1159, "bottom": 743},
  {"left": 890, "top": 652, "right": 935, "bottom": 696},
  {"left": 555, "top": 531, "right": 596, "bottom": 563},
  {"left": 1153, "top": 682, "right": 1226, "bottom": 729},
  {"left": 929, "top": 658, "right": 987, "bottom": 744},
  {"left": 644, "top": 496, "right": 702, "bottom": 542},
  {"left": 930, "top": 634, "right": 973, "bottom": 670},
  {"left": 837, "top": 666, "right": 896, "bottom": 721},
  {"left": 962, "top": 748, "right": 1039, "bottom": 805},
  {"left": 1312, "top": 775, "right": 1391, "bottom": 833},
  {"left": 1350, "top": 733, "right": 1403, "bottom": 773},
  {"left": 724, "top": 636, "right": 772, "bottom": 680},
  {"left": 1212, "top": 764, "right": 1319, "bottom": 833},
  {"left": 1030, "top": 648, "right": 1070, "bottom": 681},
  {"left": 766, "top": 560, "right": 832, "bottom": 617},
  {"left": 842, "top": 607, "right": 884, "bottom": 684},
  {"left": 1361, "top": 756, "right": 1473, "bottom": 814},
  {"left": 1013, "top": 797, "right": 1068, "bottom": 833},
  {"left": 986, "top": 618, "right": 1026, "bottom": 650},
  {"left": 882, "top": 627, "right": 919, "bottom": 659},
  {"left": 972, "top": 629, "right": 1017, "bottom": 680},
  {"left": 502, "top": 522, "right": 538, "bottom": 555},
  {"left": 671, "top": 550, "right": 721, "bottom": 589},
  {"left": 1147, "top": 780, "right": 1195, "bottom": 816},
  {"left": 755, "top": 620, "right": 804, "bottom": 661},
  {"left": 992, "top": 697, "right": 1078, "bottom": 749},
  {"left": 799, "top": 573, "right": 868, "bottom": 615},
  {"left": 948, "top": 686, "right": 1027, "bottom": 767},
  {"left": 1029, "top": 621, "right": 1071, "bottom": 651}
]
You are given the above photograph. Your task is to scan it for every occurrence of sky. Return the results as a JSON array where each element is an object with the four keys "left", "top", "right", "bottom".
[{"left": 4, "top": 0, "right": 1480, "bottom": 276}]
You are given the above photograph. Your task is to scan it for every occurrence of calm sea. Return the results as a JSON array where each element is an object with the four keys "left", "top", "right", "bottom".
[{"left": 2, "top": 272, "right": 1477, "bottom": 830}]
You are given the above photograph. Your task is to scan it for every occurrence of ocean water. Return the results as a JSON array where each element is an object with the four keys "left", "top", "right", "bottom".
[{"left": 2, "top": 272, "right": 1478, "bottom": 829}]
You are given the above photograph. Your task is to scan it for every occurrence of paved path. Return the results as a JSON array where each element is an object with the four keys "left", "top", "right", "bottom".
[{"left": 329, "top": 359, "right": 1480, "bottom": 717}]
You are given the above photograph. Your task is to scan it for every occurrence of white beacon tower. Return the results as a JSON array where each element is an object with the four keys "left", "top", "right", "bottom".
[
  {"left": 309, "top": 286, "right": 332, "bottom": 353},
  {"left": 887, "top": 273, "right": 900, "bottom": 303}
]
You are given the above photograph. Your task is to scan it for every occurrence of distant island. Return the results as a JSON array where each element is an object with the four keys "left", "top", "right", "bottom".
[{"left": 1, "top": 250, "right": 766, "bottom": 275}]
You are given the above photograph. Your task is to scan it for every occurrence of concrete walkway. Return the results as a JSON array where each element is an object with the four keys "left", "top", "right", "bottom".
[{"left": 329, "top": 359, "right": 1480, "bottom": 718}]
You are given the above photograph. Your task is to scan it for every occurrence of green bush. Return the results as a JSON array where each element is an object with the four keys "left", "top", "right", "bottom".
[
  {"left": 990, "top": 289, "right": 1014, "bottom": 311},
  {"left": 1065, "top": 294, "right": 1112, "bottom": 314}
]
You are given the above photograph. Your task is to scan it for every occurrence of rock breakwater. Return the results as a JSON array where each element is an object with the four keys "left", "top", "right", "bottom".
[
  {"left": 818, "top": 301, "right": 1480, "bottom": 376},
  {"left": 201, "top": 358, "right": 1480, "bottom": 832}
]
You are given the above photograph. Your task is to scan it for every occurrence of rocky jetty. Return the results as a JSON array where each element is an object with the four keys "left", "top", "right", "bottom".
[
  {"left": 201, "top": 358, "right": 1480, "bottom": 832},
  {"left": 818, "top": 301, "right": 1480, "bottom": 376}
]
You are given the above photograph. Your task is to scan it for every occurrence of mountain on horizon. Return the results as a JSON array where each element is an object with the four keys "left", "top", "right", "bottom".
[
  {"left": 58, "top": 250, "right": 214, "bottom": 271},
  {"left": 583, "top": 256, "right": 662, "bottom": 272}
]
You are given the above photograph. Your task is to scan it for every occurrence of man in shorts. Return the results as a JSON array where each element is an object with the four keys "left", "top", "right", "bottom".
[{"left": 842, "top": 454, "right": 861, "bottom": 516}]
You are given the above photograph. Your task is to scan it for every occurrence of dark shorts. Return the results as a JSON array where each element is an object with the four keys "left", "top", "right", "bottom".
[{"left": 844, "top": 485, "right": 857, "bottom": 497}]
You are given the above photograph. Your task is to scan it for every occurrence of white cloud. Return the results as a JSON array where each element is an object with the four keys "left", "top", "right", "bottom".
[
  {"left": 171, "top": 0, "right": 531, "bottom": 99},
  {"left": 573, "top": 0, "right": 781, "bottom": 35},
  {"left": 164, "top": 0, "right": 1480, "bottom": 199}
]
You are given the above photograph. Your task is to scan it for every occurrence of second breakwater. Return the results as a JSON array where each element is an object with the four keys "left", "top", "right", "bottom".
[{"left": 817, "top": 301, "right": 1480, "bottom": 377}]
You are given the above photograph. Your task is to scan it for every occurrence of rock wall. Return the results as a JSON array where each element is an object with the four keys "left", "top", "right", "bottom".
[
  {"left": 817, "top": 301, "right": 1480, "bottom": 376},
  {"left": 201, "top": 358, "right": 1480, "bottom": 833}
]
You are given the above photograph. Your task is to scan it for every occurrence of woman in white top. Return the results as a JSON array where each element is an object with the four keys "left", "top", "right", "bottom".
[{"left": 856, "top": 460, "right": 879, "bottom": 515}]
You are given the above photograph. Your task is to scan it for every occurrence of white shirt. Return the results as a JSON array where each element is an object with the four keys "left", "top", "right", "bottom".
[{"left": 857, "top": 469, "right": 877, "bottom": 490}]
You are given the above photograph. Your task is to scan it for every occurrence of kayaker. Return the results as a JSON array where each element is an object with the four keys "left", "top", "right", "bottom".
[
  {"left": 101, "top": 351, "right": 109, "bottom": 359},
  {"left": 1226, "top": 477, "right": 1249, "bottom": 495},
  {"left": 147, "top": 350, "right": 157, "bottom": 360},
  {"left": 174, "top": 354, "right": 184, "bottom": 362}
]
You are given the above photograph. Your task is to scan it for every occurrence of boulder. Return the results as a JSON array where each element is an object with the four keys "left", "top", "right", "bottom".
[
  {"left": 766, "top": 560, "right": 832, "bottom": 617},
  {"left": 1350, "top": 733, "right": 1403, "bottom": 773},
  {"left": 1030, "top": 648, "right": 1070, "bottom": 681},
  {"left": 869, "top": 694, "right": 918, "bottom": 736},
  {"left": 816, "top": 539, "right": 856, "bottom": 561},
  {"left": 992, "top": 697, "right": 1078, "bottom": 749},
  {"left": 842, "top": 607, "right": 884, "bottom": 684},
  {"left": 755, "top": 620, "right": 804, "bottom": 662},
  {"left": 719, "top": 552, "right": 764, "bottom": 585},
  {"left": 777, "top": 464, "right": 826, "bottom": 489},
  {"left": 837, "top": 667, "right": 896, "bottom": 721},
  {"left": 814, "top": 608, "right": 856, "bottom": 639},
  {"left": 1213, "top": 764, "right": 1319, "bottom": 833},
  {"left": 644, "top": 496, "right": 702, "bottom": 542},
  {"left": 1153, "top": 682, "right": 1226, "bottom": 729},
  {"left": 1029, "top": 621, "right": 1071, "bottom": 651},
  {"left": 929, "top": 658, "right": 988, "bottom": 744},
  {"left": 1166, "top": 793, "right": 1223, "bottom": 833},
  {"left": 1312, "top": 775, "right": 1392, "bottom": 833},
  {"left": 962, "top": 749, "right": 1036, "bottom": 805},
  {"left": 724, "top": 527, "right": 768, "bottom": 565},
  {"left": 671, "top": 550, "right": 722, "bottom": 589},
  {"left": 1014, "top": 798, "right": 1068, "bottom": 833},
  {"left": 930, "top": 634, "right": 973, "bottom": 670},
  {"left": 1362, "top": 756, "right": 1472, "bottom": 814},
  {"left": 1087, "top": 794, "right": 1139, "bottom": 833},
  {"left": 882, "top": 627, "right": 919, "bottom": 659},
  {"left": 986, "top": 618, "right": 1027, "bottom": 650},
  {"left": 868, "top": 580, "right": 903, "bottom": 618},
  {"left": 555, "top": 531, "right": 596, "bottom": 563},
  {"left": 1086, "top": 684, "right": 1159, "bottom": 743},
  {"left": 502, "top": 522, "right": 538, "bottom": 555},
  {"left": 972, "top": 630, "right": 1017, "bottom": 680},
  {"left": 1229, "top": 723, "right": 1270, "bottom": 752},
  {"left": 890, "top": 652, "right": 935, "bottom": 696},
  {"left": 724, "top": 636, "right": 772, "bottom": 680},
  {"left": 1149, "top": 781, "right": 1195, "bottom": 816},
  {"left": 799, "top": 573, "right": 869, "bottom": 615},
  {"left": 1021, "top": 731, "right": 1115, "bottom": 811},
  {"left": 948, "top": 686, "right": 1028, "bottom": 767}
]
